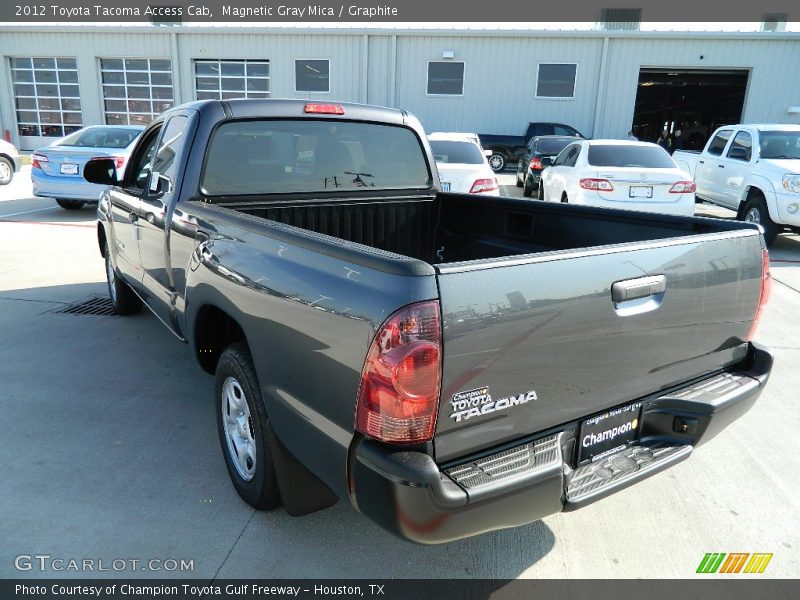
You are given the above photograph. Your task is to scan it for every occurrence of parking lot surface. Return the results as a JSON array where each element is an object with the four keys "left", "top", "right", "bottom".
[{"left": 1, "top": 169, "right": 798, "bottom": 578}]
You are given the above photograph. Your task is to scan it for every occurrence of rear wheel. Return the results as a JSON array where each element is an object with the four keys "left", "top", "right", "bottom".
[
  {"left": 742, "top": 195, "right": 779, "bottom": 246},
  {"left": 537, "top": 182, "right": 545, "bottom": 201},
  {"left": 0, "top": 157, "right": 13, "bottom": 185},
  {"left": 216, "top": 343, "right": 281, "bottom": 510},
  {"left": 522, "top": 175, "right": 534, "bottom": 197},
  {"left": 104, "top": 242, "right": 142, "bottom": 315},
  {"left": 56, "top": 199, "right": 85, "bottom": 210},
  {"left": 488, "top": 153, "right": 506, "bottom": 173},
  {"left": 515, "top": 162, "right": 524, "bottom": 187},
  {"left": 561, "top": 193, "right": 569, "bottom": 203}
]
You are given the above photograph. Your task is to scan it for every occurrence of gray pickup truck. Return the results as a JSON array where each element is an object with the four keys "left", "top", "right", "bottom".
[{"left": 85, "top": 99, "right": 773, "bottom": 544}]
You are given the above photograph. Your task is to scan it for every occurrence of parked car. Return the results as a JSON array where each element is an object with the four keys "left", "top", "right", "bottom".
[
  {"left": 673, "top": 124, "right": 800, "bottom": 245},
  {"left": 478, "top": 122, "right": 585, "bottom": 172},
  {"left": 539, "top": 140, "right": 696, "bottom": 216},
  {"left": 0, "top": 138, "right": 22, "bottom": 186},
  {"left": 428, "top": 132, "right": 499, "bottom": 196},
  {"left": 32, "top": 125, "right": 144, "bottom": 210},
  {"left": 85, "top": 99, "right": 771, "bottom": 544},
  {"left": 515, "top": 135, "right": 577, "bottom": 197}
]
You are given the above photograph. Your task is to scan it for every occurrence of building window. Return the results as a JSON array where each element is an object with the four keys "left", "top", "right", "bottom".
[
  {"left": 295, "top": 59, "right": 330, "bottom": 93},
  {"left": 427, "top": 61, "right": 464, "bottom": 96},
  {"left": 194, "top": 60, "right": 270, "bottom": 100},
  {"left": 100, "top": 58, "right": 174, "bottom": 126},
  {"left": 536, "top": 64, "right": 577, "bottom": 99},
  {"left": 599, "top": 8, "right": 642, "bottom": 30},
  {"left": 10, "top": 57, "right": 83, "bottom": 138}
]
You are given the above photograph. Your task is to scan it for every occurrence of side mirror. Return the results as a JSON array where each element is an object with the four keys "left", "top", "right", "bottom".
[
  {"left": 484, "top": 149, "right": 492, "bottom": 157},
  {"left": 83, "top": 158, "right": 118, "bottom": 186},
  {"left": 728, "top": 146, "right": 750, "bottom": 161},
  {"left": 540, "top": 157, "right": 552, "bottom": 167}
]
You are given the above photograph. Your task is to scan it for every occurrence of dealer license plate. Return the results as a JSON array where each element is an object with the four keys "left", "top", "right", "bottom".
[
  {"left": 60, "top": 163, "right": 79, "bottom": 175},
  {"left": 629, "top": 185, "right": 653, "bottom": 198},
  {"left": 441, "top": 182, "right": 451, "bottom": 192},
  {"left": 577, "top": 401, "right": 643, "bottom": 463}
]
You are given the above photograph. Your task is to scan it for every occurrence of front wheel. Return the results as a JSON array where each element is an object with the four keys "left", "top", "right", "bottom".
[
  {"left": 104, "top": 242, "right": 142, "bottom": 315},
  {"left": 216, "top": 343, "right": 281, "bottom": 510},
  {"left": 742, "top": 196, "right": 779, "bottom": 246},
  {"left": 0, "top": 157, "right": 13, "bottom": 185},
  {"left": 56, "top": 199, "right": 85, "bottom": 210},
  {"left": 488, "top": 153, "right": 506, "bottom": 172}
]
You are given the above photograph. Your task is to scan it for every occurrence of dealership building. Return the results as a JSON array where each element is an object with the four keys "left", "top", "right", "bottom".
[{"left": 1, "top": 23, "right": 799, "bottom": 151}]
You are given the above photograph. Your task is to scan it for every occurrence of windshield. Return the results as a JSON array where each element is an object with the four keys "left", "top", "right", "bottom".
[
  {"left": 429, "top": 140, "right": 484, "bottom": 165},
  {"left": 202, "top": 119, "right": 431, "bottom": 196},
  {"left": 587, "top": 144, "right": 676, "bottom": 168},
  {"left": 537, "top": 138, "right": 575, "bottom": 154},
  {"left": 58, "top": 127, "right": 141, "bottom": 149},
  {"left": 759, "top": 131, "right": 800, "bottom": 159}
]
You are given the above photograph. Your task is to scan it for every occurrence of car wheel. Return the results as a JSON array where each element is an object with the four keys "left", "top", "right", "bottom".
[
  {"left": 537, "top": 182, "right": 545, "bottom": 201},
  {"left": 561, "top": 193, "right": 569, "bottom": 203},
  {"left": 488, "top": 153, "right": 506, "bottom": 173},
  {"left": 104, "top": 241, "right": 142, "bottom": 315},
  {"left": 216, "top": 342, "right": 281, "bottom": 510},
  {"left": 0, "top": 157, "right": 13, "bottom": 185},
  {"left": 515, "top": 163, "right": 524, "bottom": 187},
  {"left": 742, "top": 195, "right": 779, "bottom": 246},
  {"left": 522, "top": 175, "right": 534, "bottom": 197},
  {"left": 56, "top": 199, "right": 85, "bottom": 210}
]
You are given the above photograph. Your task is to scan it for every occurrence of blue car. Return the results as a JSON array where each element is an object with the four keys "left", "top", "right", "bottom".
[{"left": 32, "top": 125, "right": 144, "bottom": 210}]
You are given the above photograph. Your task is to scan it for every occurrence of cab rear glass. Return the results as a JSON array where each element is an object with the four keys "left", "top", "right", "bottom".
[{"left": 201, "top": 119, "right": 432, "bottom": 196}]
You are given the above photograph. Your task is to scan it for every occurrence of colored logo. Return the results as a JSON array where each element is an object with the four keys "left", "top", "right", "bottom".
[{"left": 696, "top": 553, "right": 773, "bottom": 574}]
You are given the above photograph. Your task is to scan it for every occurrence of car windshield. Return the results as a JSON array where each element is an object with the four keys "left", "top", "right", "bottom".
[
  {"left": 202, "top": 119, "right": 431, "bottom": 196},
  {"left": 537, "top": 138, "right": 575, "bottom": 154},
  {"left": 759, "top": 131, "right": 800, "bottom": 159},
  {"left": 429, "top": 140, "right": 484, "bottom": 165},
  {"left": 58, "top": 128, "right": 141, "bottom": 149},
  {"left": 587, "top": 144, "right": 676, "bottom": 168}
]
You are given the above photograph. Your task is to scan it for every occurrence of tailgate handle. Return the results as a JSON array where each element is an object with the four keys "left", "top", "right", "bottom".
[{"left": 611, "top": 275, "right": 666, "bottom": 303}]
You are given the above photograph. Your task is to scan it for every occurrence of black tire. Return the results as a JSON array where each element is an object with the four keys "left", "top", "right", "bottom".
[
  {"left": 741, "top": 195, "right": 779, "bottom": 246},
  {"left": 515, "top": 163, "right": 524, "bottom": 187},
  {"left": 0, "top": 157, "right": 13, "bottom": 186},
  {"left": 537, "top": 182, "right": 545, "bottom": 201},
  {"left": 56, "top": 199, "right": 85, "bottom": 210},
  {"left": 522, "top": 175, "right": 534, "bottom": 197},
  {"left": 561, "top": 193, "right": 569, "bottom": 203},
  {"left": 216, "top": 342, "right": 281, "bottom": 510},
  {"left": 104, "top": 242, "right": 142, "bottom": 315},
  {"left": 488, "top": 153, "right": 506, "bottom": 173}
]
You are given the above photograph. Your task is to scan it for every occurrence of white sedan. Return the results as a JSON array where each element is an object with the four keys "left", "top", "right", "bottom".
[
  {"left": 428, "top": 132, "right": 499, "bottom": 196},
  {"left": 538, "top": 140, "right": 696, "bottom": 215}
]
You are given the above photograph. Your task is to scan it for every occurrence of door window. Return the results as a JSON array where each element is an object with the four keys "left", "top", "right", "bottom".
[
  {"left": 563, "top": 144, "right": 581, "bottom": 167},
  {"left": 125, "top": 127, "right": 161, "bottom": 193},
  {"left": 726, "top": 131, "right": 752, "bottom": 161},
  {"left": 707, "top": 130, "right": 733, "bottom": 156},
  {"left": 151, "top": 115, "right": 188, "bottom": 195}
]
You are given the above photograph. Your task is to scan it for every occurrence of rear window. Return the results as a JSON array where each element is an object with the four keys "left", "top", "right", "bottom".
[
  {"left": 202, "top": 120, "right": 431, "bottom": 196},
  {"left": 429, "top": 140, "right": 484, "bottom": 165},
  {"left": 537, "top": 138, "right": 574, "bottom": 154},
  {"left": 587, "top": 145, "right": 676, "bottom": 168},
  {"left": 58, "top": 127, "right": 141, "bottom": 149}
]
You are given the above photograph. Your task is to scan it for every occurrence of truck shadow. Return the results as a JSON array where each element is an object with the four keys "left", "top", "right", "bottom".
[{"left": 0, "top": 282, "right": 555, "bottom": 580}]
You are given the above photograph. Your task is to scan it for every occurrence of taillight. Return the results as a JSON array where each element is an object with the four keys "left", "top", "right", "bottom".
[
  {"left": 304, "top": 103, "right": 345, "bottom": 115},
  {"left": 580, "top": 178, "right": 614, "bottom": 191},
  {"left": 469, "top": 178, "right": 498, "bottom": 194},
  {"left": 669, "top": 181, "right": 697, "bottom": 193},
  {"left": 32, "top": 153, "right": 48, "bottom": 169},
  {"left": 114, "top": 156, "right": 125, "bottom": 169},
  {"left": 355, "top": 301, "right": 442, "bottom": 443},
  {"left": 746, "top": 249, "right": 771, "bottom": 341},
  {"left": 529, "top": 157, "right": 542, "bottom": 170}
]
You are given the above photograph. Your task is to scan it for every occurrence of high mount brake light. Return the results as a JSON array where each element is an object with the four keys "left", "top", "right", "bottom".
[
  {"left": 746, "top": 248, "right": 771, "bottom": 341},
  {"left": 355, "top": 301, "right": 442, "bottom": 443},
  {"left": 304, "top": 103, "right": 345, "bottom": 115}
]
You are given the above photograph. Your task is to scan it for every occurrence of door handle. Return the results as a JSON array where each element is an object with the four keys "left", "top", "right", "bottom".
[
  {"left": 717, "top": 164, "right": 725, "bottom": 168},
  {"left": 698, "top": 160, "right": 704, "bottom": 164},
  {"left": 612, "top": 275, "right": 666, "bottom": 303}
]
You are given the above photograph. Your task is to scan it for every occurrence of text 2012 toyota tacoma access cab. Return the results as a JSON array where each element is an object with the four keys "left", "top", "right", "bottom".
[{"left": 85, "top": 99, "right": 773, "bottom": 543}]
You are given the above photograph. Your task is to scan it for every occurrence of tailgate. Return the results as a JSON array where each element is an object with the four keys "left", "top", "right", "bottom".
[{"left": 433, "top": 231, "right": 763, "bottom": 462}]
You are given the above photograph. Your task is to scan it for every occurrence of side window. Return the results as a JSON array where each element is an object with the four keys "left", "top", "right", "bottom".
[
  {"left": 564, "top": 145, "right": 581, "bottom": 167},
  {"left": 553, "top": 144, "right": 573, "bottom": 166},
  {"left": 125, "top": 128, "right": 161, "bottom": 193},
  {"left": 537, "top": 124, "right": 555, "bottom": 136},
  {"left": 707, "top": 130, "right": 733, "bottom": 156},
  {"left": 527, "top": 139, "right": 537, "bottom": 153},
  {"left": 553, "top": 125, "right": 575, "bottom": 137},
  {"left": 151, "top": 115, "right": 189, "bottom": 195},
  {"left": 726, "top": 131, "right": 752, "bottom": 161}
]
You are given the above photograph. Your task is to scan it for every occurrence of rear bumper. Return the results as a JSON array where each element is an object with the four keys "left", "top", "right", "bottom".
[
  {"left": 31, "top": 170, "right": 104, "bottom": 201},
  {"left": 349, "top": 342, "right": 772, "bottom": 544}
]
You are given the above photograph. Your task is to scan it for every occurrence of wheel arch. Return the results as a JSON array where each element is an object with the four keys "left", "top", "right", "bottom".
[
  {"left": 737, "top": 177, "right": 778, "bottom": 220},
  {"left": 193, "top": 302, "right": 249, "bottom": 374}
]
